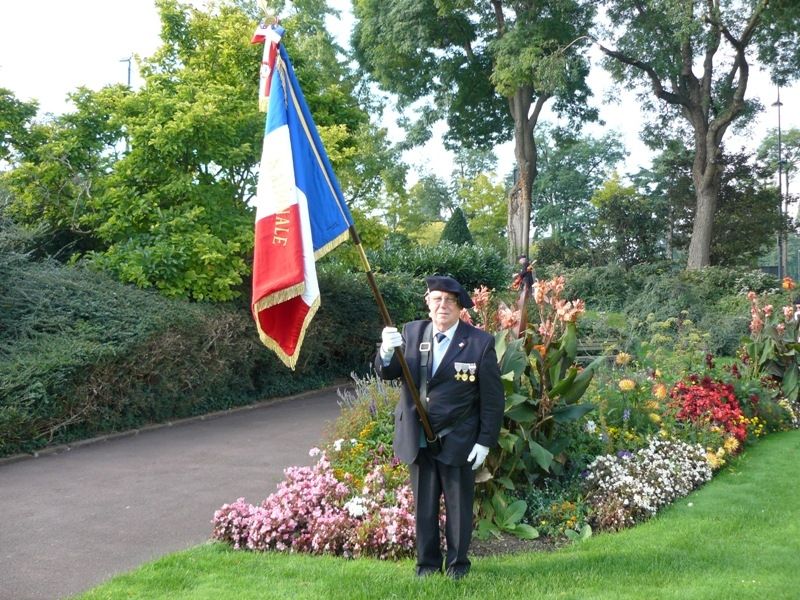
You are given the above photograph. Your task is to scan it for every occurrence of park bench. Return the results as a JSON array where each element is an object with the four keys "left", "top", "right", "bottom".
[{"left": 575, "top": 339, "right": 620, "bottom": 365}]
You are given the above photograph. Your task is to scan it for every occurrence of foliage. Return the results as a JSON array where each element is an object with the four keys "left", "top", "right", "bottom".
[
  {"left": 741, "top": 287, "right": 800, "bottom": 404},
  {"left": 710, "top": 152, "right": 784, "bottom": 266},
  {"left": 439, "top": 207, "right": 473, "bottom": 246},
  {"left": 455, "top": 172, "right": 507, "bottom": 252},
  {"left": 352, "top": 0, "right": 597, "bottom": 257},
  {"left": 584, "top": 437, "right": 712, "bottom": 531},
  {"left": 0, "top": 237, "right": 429, "bottom": 456},
  {"left": 596, "top": 0, "right": 800, "bottom": 268},
  {"left": 2, "top": 0, "right": 401, "bottom": 301},
  {"left": 468, "top": 277, "right": 601, "bottom": 538},
  {"left": 0, "top": 88, "right": 39, "bottom": 163},
  {"left": 367, "top": 240, "right": 508, "bottom": 292},
  {"left": 590, "top": 172, "right": 667, "bottom": 267},
  {"left": 325, "top": 373, "right": 402, "bottom": 488},
  {"left": 532, "top": 127, "right": 625, "bottom": 253}
]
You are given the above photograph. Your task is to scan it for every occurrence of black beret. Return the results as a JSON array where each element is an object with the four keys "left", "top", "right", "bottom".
[{"left": 425, "top": 275, "right": 474, "bottom": 309}]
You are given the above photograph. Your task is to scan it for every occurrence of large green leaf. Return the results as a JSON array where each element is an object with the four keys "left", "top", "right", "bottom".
[
  {"left": 500, "top": 499, "right": 527, "bottom": 528},
  {"left": 551, "top": 402, "right": 595, "bottom": 423},
  {"left": 560, "top": 321, "right": 578, "bottom": 360},
  {"left": 528, "top": 440, "right": 554, "bottom": 471},
  {"left": 506, "top": 403, "right": 537, "bottom": 423},
  {"left": 512, "top": 523, "right": 540, "bottom": 539},
  {"left": 497, "top": 430, "right": 520, "bottom": 453},
  {"left": 505, "top": 392, "right": 529, "bottom": 407},
  {"left": 549, "top": 366, "right": 577, "bottom": 397},
  {"left": 782, "top": 363, "right": 800, "bottom": 402}
]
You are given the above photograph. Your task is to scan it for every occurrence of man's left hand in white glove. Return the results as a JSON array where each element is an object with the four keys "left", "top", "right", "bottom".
[{"left": 467, "top": 443, "right": 489, "bottom": 470}]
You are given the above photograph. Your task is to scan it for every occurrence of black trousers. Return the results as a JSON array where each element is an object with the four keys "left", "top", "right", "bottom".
[{"left": 409, "top": 447, "right": 475, "bottom": 573}]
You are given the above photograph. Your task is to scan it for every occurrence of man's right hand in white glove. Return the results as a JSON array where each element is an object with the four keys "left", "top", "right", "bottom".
[{"left": 380, "top": 326, "right": 403, "bottom": 362}]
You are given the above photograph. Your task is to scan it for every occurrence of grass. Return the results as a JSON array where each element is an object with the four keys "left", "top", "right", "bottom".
[{"left": 74, "top": 430, "right": 800, "bottom": 600}]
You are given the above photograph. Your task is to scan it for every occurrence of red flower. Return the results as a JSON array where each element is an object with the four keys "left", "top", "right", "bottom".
[{"left": 670, "top": 376, "right": 747, "bottom": 443}]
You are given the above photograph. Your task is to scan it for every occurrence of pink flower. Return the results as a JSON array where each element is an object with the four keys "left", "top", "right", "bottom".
[
  {"left": 749, "top": 314, "right": 764, "bottom": 334},
  {"left": 471, "top": 285, "right": 491, "bottom": 310},
  {"left": 784, "top": 306, "right": 795, "bottom": 321},
  {"left": 747, "top": 291, "right": 757, "bottom": 302},
  {"left": 763, "top": 304, "right": 773, "bottom": 317}
]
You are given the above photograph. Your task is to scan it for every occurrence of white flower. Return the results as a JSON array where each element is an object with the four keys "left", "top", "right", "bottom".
[
  {"left": 308, "top": 447, "right": 321, "bottom": 457},
  {"left": 584, "top": 420, "right": 597, "bottom": 434},
  {"left": 333, "top": 438, "right": 345, "bottom": 452},
  {"left": 344, "top": 496, "right": 369, "bottom": 518}
]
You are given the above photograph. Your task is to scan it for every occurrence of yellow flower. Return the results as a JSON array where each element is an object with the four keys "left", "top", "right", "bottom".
[
  {"left": 618, "top": 378, "right": 636, "bottom": 392},
  {"left": 706, "top": 451, "right": 724, "bottom": 470},
  {"left": 654, "top": 369, "right": 662, "bottom": 378},
  {"left": 649, "top": 413, "right": 662, "bottom": 424},
  {"left": 653, "top": 383, "right": 668, "bottom": 400},
  {"left": 723, "top": 437, "right": 739, "bottom": 454},
  {"left": 615, "top": 352, "right": 632, "bottom": 366}
]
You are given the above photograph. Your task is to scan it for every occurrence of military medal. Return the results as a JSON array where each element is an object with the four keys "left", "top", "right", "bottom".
[{"left": 468, "top": 365, "right": 476, "bottom": 382}]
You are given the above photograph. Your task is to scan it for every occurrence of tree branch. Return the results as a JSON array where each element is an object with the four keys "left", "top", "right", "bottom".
[
  {"left": 592, "top": 37, "right": 688, "bottom": 107},
  {"left": 527, "top": 93, "right": 550, "bottom": 129},
  {"left": 491, "top": 0, "right": 505, "bottom": 36}
]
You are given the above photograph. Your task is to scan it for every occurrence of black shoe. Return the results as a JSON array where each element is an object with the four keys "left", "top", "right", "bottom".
[
  {"left": 415, "top": 567, "right": 441, "bottom": 578},
  {"left": 446, "top": 567, "right": 469, "bottom": 580}
]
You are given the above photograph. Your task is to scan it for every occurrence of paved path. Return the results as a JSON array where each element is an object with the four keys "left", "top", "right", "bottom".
[{"left": 0, "top": 388, "right": 343, "bottom": 600}]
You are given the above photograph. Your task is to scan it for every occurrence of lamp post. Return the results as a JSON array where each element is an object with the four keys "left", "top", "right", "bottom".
[
  {"left": 119, "top": 56, "right": 132, "bottom": 88},
  {"left": 773, "top": 88, "right": 784, "bottom": 279}
]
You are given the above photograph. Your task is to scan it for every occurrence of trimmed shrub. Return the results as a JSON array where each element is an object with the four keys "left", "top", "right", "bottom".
[
  {"left": 0, "top": 251, "right": 426, "bottom": 457},
  {"left": 367, "top": 240, "right": 507, "bottom": 292},
  {"left": 440, "top": 207, "right": 473, "bottom": 245}
]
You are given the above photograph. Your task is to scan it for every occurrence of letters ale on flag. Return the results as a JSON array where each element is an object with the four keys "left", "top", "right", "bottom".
[{"left": 251, "top": 26, "right": 353, "bottom": 369}]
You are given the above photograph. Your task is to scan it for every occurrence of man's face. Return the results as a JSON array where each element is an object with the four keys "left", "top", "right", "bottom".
[{"left": 427, "top": 291, "right": 461, "bottom": 331}]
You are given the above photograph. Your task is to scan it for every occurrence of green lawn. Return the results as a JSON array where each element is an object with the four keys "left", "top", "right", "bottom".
[{"left": 75, "top": 430, "right": 800, "bottom": 600}]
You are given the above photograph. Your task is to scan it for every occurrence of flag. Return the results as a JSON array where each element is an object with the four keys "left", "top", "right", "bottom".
[
  {"left": 251, "top": 22, "right": 283, "bottom": 112},
  {"left": 251, "top": 28, "right": 354, "bottom": 369}
]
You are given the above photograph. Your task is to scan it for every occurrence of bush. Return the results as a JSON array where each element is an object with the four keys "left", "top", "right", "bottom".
[
  {"left": 0, "top": 251, "right": 427, "bottom": 457},
  {"left": 367, "top": 240, "right": 508, "bottom": 291}
]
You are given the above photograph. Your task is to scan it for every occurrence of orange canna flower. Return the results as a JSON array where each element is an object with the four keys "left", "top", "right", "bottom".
[{"left": 782, "top": 276, "right": 796, "bottom": 291}]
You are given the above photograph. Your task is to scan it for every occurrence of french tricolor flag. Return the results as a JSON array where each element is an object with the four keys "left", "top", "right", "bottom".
[{"left": 251, "top": 28, "right": 353, "bottom": 369}]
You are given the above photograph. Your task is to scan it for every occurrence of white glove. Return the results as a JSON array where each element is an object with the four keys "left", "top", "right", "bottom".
[
  {"left": 380, "top": 326, "right": 402, "bottom": 361},
  {"left": 467, "top": 443, "right": 490, "bottom": 471}
]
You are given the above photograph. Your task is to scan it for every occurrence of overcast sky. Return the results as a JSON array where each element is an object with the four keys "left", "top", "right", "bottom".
[{"left": 1, "top": 0, "right": 797, "bottom": 186}]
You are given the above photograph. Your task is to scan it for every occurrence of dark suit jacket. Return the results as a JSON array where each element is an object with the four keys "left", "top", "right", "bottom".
[{"left": 375, "top": 319, "right": 505, "bottom": 466}]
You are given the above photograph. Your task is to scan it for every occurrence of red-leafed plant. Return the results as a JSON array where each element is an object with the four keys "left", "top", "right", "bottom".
[{"left": 670, "top": 375, "right": 747, "bottom": 443}]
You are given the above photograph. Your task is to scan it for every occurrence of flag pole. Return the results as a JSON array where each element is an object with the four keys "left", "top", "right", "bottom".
[{"left": 348, "top": 225, "right": 438, "bottom": 444}]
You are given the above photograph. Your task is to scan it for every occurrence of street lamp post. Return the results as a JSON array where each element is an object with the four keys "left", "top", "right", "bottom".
[{"left": 773, "top": 88, "right": 784, "bottom": 279}]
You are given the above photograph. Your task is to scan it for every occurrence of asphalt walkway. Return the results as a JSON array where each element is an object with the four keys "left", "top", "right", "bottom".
[{"left": 0, "top": 387, "right": 343, "bottom": 600}]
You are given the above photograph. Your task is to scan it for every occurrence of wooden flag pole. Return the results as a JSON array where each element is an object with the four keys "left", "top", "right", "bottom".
[{"left": 348, "top": 225, "right": 438, "bottom": 444}]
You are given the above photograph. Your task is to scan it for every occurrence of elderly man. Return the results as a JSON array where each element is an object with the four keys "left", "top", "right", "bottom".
[{"left": 376, "top": 275, "right": 504, "bottom": 579}]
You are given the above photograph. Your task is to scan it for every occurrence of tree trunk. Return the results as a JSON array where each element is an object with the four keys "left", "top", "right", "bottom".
[
  {"left": 507, "top": 86, "right": 540, "bottom": 261},
  {"left": 686, "top": 115, "right": 723, "bottom": 269}
]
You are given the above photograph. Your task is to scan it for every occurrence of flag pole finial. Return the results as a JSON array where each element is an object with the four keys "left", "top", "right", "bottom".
[{"left": 257, "top": 1, "right": 278, "bottom": 24}]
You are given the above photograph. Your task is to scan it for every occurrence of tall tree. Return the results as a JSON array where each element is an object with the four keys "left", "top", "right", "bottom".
[
  {"left": 593, "top": 0, "right": 800, "bottom": 269},
  {"left": 456, "top": 172, "right": 507, "bottom": 251},
  {"left": 591, "top": 172, "right": 665, "bottom": 267},
  {"left": 440, "top": 206, "right": 474, "bottom": 245},
  {"left": 532, "top": 127, "right": 625, "bottom": 248},
  {"left": 757, "top": 127, "right": 800, "bottom": 216},
  {"left": 351, "top": 0, "right": 596, "bottom": 259},
  {"left": 2, "top": 0, "right": 402, "bottom": 300},
  {"left": 0, "top": 89, "right": 39, "bottom": 165}
]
